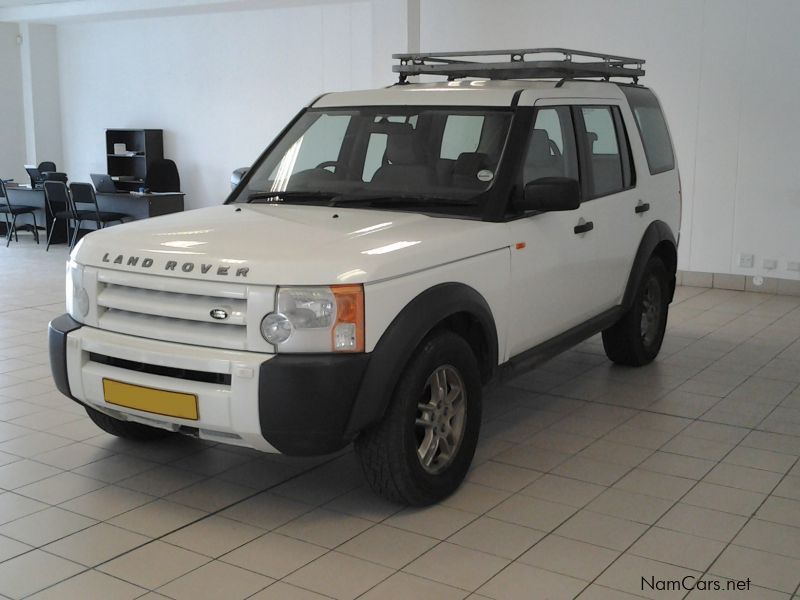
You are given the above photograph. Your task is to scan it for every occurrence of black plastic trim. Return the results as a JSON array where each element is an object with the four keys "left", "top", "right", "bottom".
[
  {"left": 623, "top": 220, "right": 677, "bottom": 308},
  {"left": 48, "top": 314, "right": 82, "bottom": 400},
  {"left": 344, "top": 282, "right": 498, "bottom": 436},
  {"left": 258, "top": 353, "right": 370, "bottom": 456},
  {"left": 497, "top": 306, "right": 623, "bottom": 382},
  {"left": 89, "top": 353, "right": 232, "bottom": 386}
]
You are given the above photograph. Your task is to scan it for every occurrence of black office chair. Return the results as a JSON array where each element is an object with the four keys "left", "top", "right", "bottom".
[
  {"left": 145, "top": 159, "right": 180, "bottom": 192},
  {"left": 44, "top": 180, "right": 80, "bottom": 251},
  {"left": 0, "top": 179, "right": 40, "bottom": 247},
  {"left": 38, "top": 161, "right": 57, "bottom": 174},
  {"left": 69, "top": 182, "right": 128, "bottom": 246},
  {"left": 44, "top": 172, "right": 68, "bottom": 183}
]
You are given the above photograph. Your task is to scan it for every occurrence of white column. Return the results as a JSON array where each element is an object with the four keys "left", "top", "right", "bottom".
[
  {"left": 19, "top": 23, "right": 63, "bottom": 170},
  {"left": 371, "top": 0, "right": 420, "bottom": 87}
]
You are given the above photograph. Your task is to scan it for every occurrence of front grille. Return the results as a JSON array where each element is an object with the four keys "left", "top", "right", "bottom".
[
  {"left": 93, "top": 269, "right": 250, "bottom": 350},
  {"left": 89, "top": 352, "right": 232, "bottom": 385}
]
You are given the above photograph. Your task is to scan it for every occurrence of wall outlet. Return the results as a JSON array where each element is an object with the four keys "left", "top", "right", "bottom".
[
  {"left": 763, "top": 258, "right": 778, "bottom": 270},
  {"left": 787, "top": 261, "right": 800, "bottom": 272},
  {"left": 738, "top": 253, "right": 755, "bottom": 268}
]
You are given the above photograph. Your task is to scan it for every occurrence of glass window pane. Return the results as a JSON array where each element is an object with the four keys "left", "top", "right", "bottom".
[
  {"left": 523, "top": 107, "right": 578, "bottom": 184},
  {"left": 440, "top": 115, "right": 483, "bottom": 159},
  {"left": 580, "top": 106, "right": 623, "bottom": 197}
]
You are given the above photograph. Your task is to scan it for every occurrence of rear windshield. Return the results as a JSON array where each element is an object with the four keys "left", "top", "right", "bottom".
[{"left": 621, "top": 86, "right": 675, "bottom": 175}]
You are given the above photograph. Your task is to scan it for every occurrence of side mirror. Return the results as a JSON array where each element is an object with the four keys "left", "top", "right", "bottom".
[
  {"left": 517, "top": 177, "right": 581, "bottom": 212},
  {"left": 231, "top": 167, "right": 249, "bottom": 190}
]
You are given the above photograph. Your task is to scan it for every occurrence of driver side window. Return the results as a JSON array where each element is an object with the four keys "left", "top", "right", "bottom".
[{"left": 522, "top": 107, "right": 579, "bottom": 184}]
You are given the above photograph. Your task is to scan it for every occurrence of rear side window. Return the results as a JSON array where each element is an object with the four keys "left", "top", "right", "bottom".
[
  {"left": 621, "top": 86, "right": 675, "bottom": 174},
  {"left": 578, "top": 106, "right": 627, "bottom": 198}
]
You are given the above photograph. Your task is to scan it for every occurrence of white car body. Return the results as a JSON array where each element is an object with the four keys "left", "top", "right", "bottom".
[{"left": 51, "top": 76, "right": 680, "bottom": 460}]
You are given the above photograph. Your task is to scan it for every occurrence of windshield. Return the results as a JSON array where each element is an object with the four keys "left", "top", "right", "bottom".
[{"left": 231, "top": 107, "right": 512, "bottom": 214}]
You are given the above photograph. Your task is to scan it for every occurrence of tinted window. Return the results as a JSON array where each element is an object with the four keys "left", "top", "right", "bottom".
[
  {"left": 440, "top": 115, "right": 483, "bottom": 159},
  {"left": 579, "top": 106, "right": 623, "bottom": 198},
  {"left": 522, "top": 107, "right": 578, "bottom": 184},
  {"left": 621, "top": 86, "right": 675, "bottom": 174}
]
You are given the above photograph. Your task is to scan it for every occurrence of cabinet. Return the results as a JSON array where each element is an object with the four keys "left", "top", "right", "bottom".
[{"left": 106, "top": 129, "right": 163, "bottom": 192}]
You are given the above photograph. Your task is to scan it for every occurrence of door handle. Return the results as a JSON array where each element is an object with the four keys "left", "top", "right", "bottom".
[
  {"left": 635, "top": 202, "right": 650, "bottom": 214},
  {"left": 573, "top": 220, "right": 594, "bottom": 235}
]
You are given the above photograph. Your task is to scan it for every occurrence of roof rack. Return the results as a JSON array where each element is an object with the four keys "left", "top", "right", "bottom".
[{"left": 393, "top": 48, "right": 645, "bottom": 84}]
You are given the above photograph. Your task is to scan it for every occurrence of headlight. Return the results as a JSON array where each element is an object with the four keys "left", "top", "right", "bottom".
[
  {"left": 261, "top": 285, "right": 364, "bottom": 352},
  {"left": 66, "top": 260, "right": 89, "bottom": 320}
]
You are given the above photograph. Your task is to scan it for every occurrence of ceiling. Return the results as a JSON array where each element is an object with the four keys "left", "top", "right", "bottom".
[{"left": 0, "top": 0, "right": 76, "bottom": 6}]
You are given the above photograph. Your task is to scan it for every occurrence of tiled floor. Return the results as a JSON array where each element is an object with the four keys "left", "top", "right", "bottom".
[{"left": 1, "top": 241, "right": 799, "bottom": 599}]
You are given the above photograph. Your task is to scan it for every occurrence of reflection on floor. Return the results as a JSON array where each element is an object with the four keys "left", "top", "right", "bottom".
[{"left": 0, "top": 242, "right": 799, "bottom": 600}]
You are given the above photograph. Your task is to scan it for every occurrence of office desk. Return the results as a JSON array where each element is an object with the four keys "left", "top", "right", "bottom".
[{"left": 1, "top": 186, "right": 184, "bottom": 245}]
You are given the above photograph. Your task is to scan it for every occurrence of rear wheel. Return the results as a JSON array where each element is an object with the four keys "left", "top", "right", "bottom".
[
  {"left": 602, "top": 256, "right": 670, "bottom": 366},
  {"left": 85, "top": 405, "right": 172, "bottom": 440},
  {"left": 355, "top": 331, "right": 482, "bottom": 505}
]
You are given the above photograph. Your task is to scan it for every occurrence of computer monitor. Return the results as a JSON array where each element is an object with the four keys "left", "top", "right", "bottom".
[
  {"left": 90, "top": 173, "right": 118, "bottom": 193},
  {"left": 24, "top": 165, "right": 44, "bottom": 188}
]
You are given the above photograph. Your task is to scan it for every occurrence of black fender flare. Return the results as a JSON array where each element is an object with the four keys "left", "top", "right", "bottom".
[
  {"left": 623, "top": 220, "right": 678, "bottom": 309},
  {"left": 345, "top": 282, "right": 498, "bottom": 436}
]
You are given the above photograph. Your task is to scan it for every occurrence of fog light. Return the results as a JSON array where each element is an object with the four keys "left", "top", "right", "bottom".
[{"left": 261, "top": 313, "right": 292, "bottom": 344}]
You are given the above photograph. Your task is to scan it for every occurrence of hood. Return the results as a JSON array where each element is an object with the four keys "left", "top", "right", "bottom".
[{"left": 73, "top": 204, "right": 509, "bottom": 285}]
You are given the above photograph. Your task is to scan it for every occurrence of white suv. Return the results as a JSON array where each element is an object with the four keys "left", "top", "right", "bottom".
[{"left": 49, "top": 49, "right": 680, "bottom": 505}]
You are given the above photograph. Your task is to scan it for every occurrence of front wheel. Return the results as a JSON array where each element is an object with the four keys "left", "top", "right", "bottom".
[
  {"left": 355, "top": 331, "right": 482, "bottom": 505},
  {"left": 602, "top": 256, "right": 670, "bottom": 366}
]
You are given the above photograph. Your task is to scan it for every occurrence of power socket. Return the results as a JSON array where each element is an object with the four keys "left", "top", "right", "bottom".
[
  {"left": 788, "top": 261, "right": 800, "bottom": 272},
  {"left": 738, "top": 253, "right": 754, "bottom": 268},
  {"left": 763, "top": 258, "right": 778, "bottom": 270}
]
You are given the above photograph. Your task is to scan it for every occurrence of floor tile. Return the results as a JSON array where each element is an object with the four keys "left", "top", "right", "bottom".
[
  {"left": 250, "top": 581, "right": 331, "bottom": 600},
  {"left": 164, "top": 477, "right": 253, "bottom": 512},
  {"left": 405, "top": 542, "right": 510, "bottom": 591},
  {"left": 703, "top": 462, "right": 783, "bottom": 493},
  {"left": 487, "top": 494, "right": 576, "bottom": 531},
  {"left": 220, "top": 492, "right": 313, "bottom": 530},
  {"left": 15, "top": 472, "right": 106, "bottom": 504},
  {"left": 477, "top": 562, "right": 586, "bottom": 600},
  {"left": 359, "top": 571, "right": 467, "bottom": 600},
  {"left": 221, "top": 532, "right": 326, "bottom": 579},
  {"left": 25, "top": 569, "right": 145, "bottom": 600},
  {"left": 384, "top": 505, "right": 476, "bottom": 539},
  {"left": 157, "top": 559, "right": 273, "bottom": 600},
  {"left": 519, "top": 473, "right": 606, "bottom": 507},
  {"left": 597, "top": 554, "right": 699, "bottom": 599},
  {"left": 337, "top": 524, "right": 437, "bottom": 568},
  {"left": 518, "top": 535, "right": 618, "bottom": 580},
  {"left": 657, "top": 502, "right": 747, "bottom": 542},
  {"left": 98, "top": 540, "right": 209, "bottom": 589},
  {"left": 682, "top": 482, "right": 766, "bottom": 516},
  {"left": 57, "top": 485, "right": 155, "bottom": 520},
  {"left": 164, "top": 515, "right": 264, "bottom": 558},
  {"left": 733, "top": 518, "right": 800, "bottom": 559},
  {"left": 710, "top": 544, "right": 800, "bottom": 593},
  {"left": 466, "top": 461, "right": 541, "bottom": 492},
  {"left": 284, "top": 551, "right": 394, "bottom": 600},
  {"left": 448, "top": 516, "right": 544, "bottom": 559},
  {"left": 108, "top": 498, "right": 206, "bottom": 537},
  {"left": 275, "top": 507, "right": 372, "bottom": 548},
  {"left": 756, "top": 496, "right": 800, "bottom": 528},
  {"left": 629, "top": 526, "right": 725, "bottom": 570},
  {"left": 0, "top": 550, "right": 84, "bottom": 599},
  {"left": 43, "top": 523, "right": 149, "bottom": 566},
  {"left": 0, "top": 506, "right": 96, "bottom": 546},
  {"left": 613, "top": 468, "right": 695, "bottom": 501},
  {"left": 0, "top": 534, "right": 31, "bottom": 562},
  {"left": 554, "top": 510, "right": 647, "bottom": 551}
]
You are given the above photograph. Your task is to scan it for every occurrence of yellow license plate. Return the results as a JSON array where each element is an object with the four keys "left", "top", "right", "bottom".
[{"left": 103, "top": 379, "right": 198, "bottom": 420}]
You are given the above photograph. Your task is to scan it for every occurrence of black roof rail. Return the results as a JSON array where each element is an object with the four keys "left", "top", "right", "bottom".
[{"left": 393, "top": 48, "right": 645, "bottom": 84}]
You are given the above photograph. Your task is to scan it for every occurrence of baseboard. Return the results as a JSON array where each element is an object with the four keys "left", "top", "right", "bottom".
[{"left": 677, "top": 270, "right": 800, "bottom": 297}]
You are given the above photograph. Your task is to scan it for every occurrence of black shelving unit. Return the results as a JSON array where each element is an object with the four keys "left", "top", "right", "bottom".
[{"left": 105, "top": 129, "right": 164, "bottom": 192}]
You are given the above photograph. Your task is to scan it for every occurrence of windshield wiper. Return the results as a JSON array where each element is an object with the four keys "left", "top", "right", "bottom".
[
  {"left": 245, "top": 191, "right": 339, "bottom": 203},
  {"left": 330, "top": 194, "right": 477, "bottom": 207}
]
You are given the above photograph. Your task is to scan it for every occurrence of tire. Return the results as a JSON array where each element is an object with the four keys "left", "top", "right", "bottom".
[
  {"left": 84, "top": 405, "right": 172, "bottom": 441},
  {"left": 355, "top": 331, "right": 482, "bottom": 505},
  {"left": 602, "top": 256, "right": 670, "bottom": 366}
]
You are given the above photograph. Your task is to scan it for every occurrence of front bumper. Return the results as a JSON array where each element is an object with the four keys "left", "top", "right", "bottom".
[{"left": 49, "top": 314, "right": 369, "bottom": 455}]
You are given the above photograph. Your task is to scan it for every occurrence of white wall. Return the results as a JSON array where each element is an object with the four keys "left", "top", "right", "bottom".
[
  {"left": 56, "top": 2, "right": 372, "bottom": 209},
  {"left": 0, "top": 22, "right": 27, "bottom": 183},
  {"left": 421, "top": 0, "right": 800, "bottom": 280},
  {"left": 20, "top": 23, "right": 63, "bottom": 168}
]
